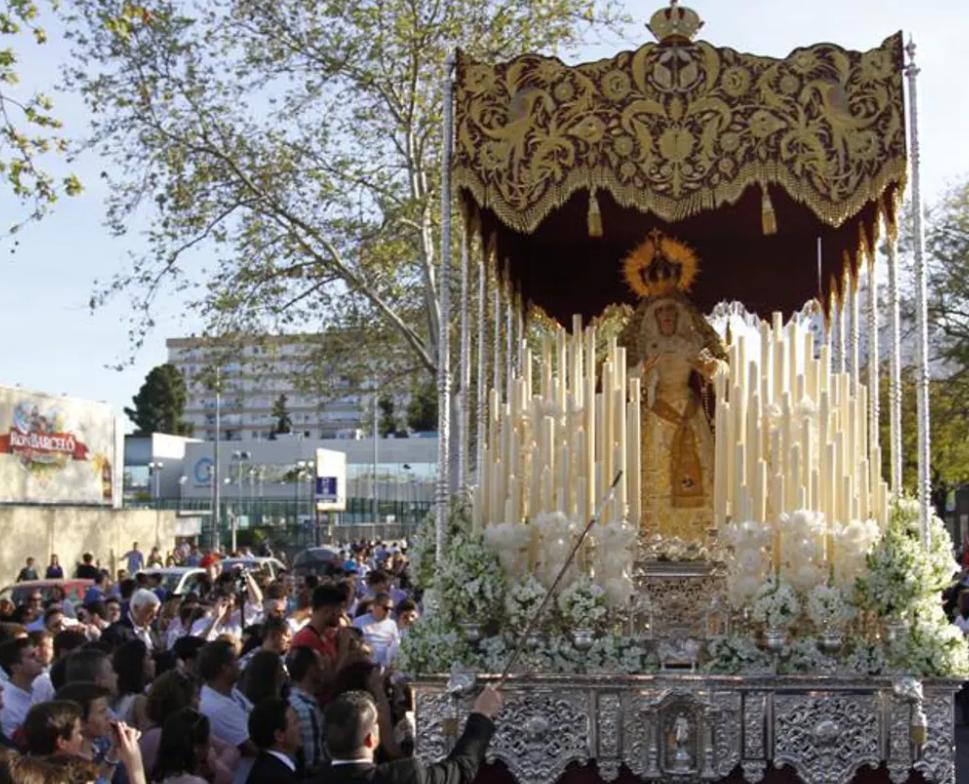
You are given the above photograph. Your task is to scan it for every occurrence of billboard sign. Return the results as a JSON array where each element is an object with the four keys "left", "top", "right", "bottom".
[
  {"left": 0, "top": 386, "right": 119, "bottom": 505},
  {"left": 315, "top": 448, "right": 346, "bottom": 511}
]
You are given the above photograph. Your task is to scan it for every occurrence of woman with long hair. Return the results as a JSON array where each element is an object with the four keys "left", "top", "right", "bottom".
[
  {"left": 151, "top": 708, "right": 209, "bottom": 784},
  {"left": 112, "top": 640, "right": 154, "bottom": 728},
  {"left": 140, "top": 671, "right": 236, "bottom": 784}
]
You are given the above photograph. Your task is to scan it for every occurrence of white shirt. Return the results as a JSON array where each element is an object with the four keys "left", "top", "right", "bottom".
[
  {"left": 266, "top": 750, "right": 296, "bottom": 772},
  {"left": 352, "top": 614, "right": 400, "bottom": 667},
  {"left": 0, "top": 680, "right": 33, "bottom": 737},
  {"left": 31, "top": 671, "right": 55, "bottom": 704},
  {"left": 199, "top": 684, "right": 254, "bottom": 784}
]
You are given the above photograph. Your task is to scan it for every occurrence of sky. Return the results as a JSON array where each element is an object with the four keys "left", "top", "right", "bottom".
[{"left": 1, "top": 0, "right": 967, "bottom": 429}]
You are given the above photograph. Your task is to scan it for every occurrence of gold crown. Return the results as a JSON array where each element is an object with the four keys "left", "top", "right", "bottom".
[
  {"left": 647, "top": 1, "right": 703, "bottom": 44},
  {"left": 623, "top": 229, "right": 699, "bottom": 298}
]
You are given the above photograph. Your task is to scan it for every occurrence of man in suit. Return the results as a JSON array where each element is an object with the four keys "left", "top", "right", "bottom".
[
  {"left": 314, "top": 684, "right": 502, "bottom": 784},
  {"left": 246, "top": 697, "right": 302, "bottom": 784},
  {"left": 101, "top": 588, "right": 161, "bottom": 652}
]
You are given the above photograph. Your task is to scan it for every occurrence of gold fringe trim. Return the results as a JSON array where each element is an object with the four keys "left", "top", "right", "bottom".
[
  {"left": 587, "top": 187, "right": 603, "bottom": 238},
  {"left": 761, "top": 183, "right": 777, "bottom": 236},
  {"left": 454, "top": 158, "right": 907, "bottom": 241}
]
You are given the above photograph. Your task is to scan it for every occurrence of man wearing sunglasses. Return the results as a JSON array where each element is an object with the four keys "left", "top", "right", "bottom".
[{"left": 351, "top": 593, "right": 399, "bottom": 668}]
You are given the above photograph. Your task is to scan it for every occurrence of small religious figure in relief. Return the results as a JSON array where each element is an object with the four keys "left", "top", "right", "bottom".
[{"left": 619, "top": 230, "right": 727, "bottom": 545}]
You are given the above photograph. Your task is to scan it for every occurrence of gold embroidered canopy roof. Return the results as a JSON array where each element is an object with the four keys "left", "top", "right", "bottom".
[{"left": 453, "top": 29, "right": 906, "bottom": 321}]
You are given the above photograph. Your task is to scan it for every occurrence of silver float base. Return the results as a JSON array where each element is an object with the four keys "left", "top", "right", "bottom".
[{"left": 413, "top": 674, "right": 959, "bottom": 784}]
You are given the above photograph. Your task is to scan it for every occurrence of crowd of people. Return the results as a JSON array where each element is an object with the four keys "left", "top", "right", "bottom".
[{"left": 0, "top": 540, "right": 503, "bottom": 784}]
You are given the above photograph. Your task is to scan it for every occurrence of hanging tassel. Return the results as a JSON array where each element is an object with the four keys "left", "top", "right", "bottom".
[
  {"left": 761, "top": 183, "right": 777, "bottom": 236},
  {"left": 587, "top": 187, "right": 603, "bottom": 238}
]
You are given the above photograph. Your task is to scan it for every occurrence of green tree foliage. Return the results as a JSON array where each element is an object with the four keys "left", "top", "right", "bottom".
[
  {"left": 406, "top": 378, "right": 438, "bottom": 432},
  {"left": 124, "top": 363, "right": 190, "bottom": 435},
  {"left": 269, "top": 393, "right": 292, "bottom": 438},
  {"left": 923, "top": 182, "right": 969, "bottom": 375},
  {"left": 378, "top": 395, "right": 399, "bottom": 438},
  {"left": 67, "top": 0, "right": 626, "bottom": 377},
  {"left": 880, "top": 370, "right": 969, "bottom": 514},
  {"left": 882, "top": 179, "right": 969, "bottom": 510},
  {"left": 0, "top": 0, "right": 80, "bottom": 230}
]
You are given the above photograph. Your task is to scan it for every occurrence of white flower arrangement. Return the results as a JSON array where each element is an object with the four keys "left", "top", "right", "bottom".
[
  {"left": 409, "top": 497, "right": 472, "bottom": 591},
  {"left": 586, "top": 634, "right": 651, "bottom": 674},
  {"left": 396, "top": 614, "right": 474, "bottom": 676},
  {"left": 830, "top": 518, "right": 880, "bottom": 588},
  {"left": 722, "top": 519, "right": 772, "bottom": 608},
  {"left": 749, "top": 577, "right": 800, "bottom": 628},
  {"left": 805, "top": 584, "right": 856, "bottom": 629},
  {"left": 705, "top": 635, "right": 771, "bottom": 674},
  {"left": 557, "top": 577, "right": 609, "bottom": 630},
  {"left": 505, "top": 575, "right": 548, "bottom": 633},
  {"left": 889, "top": 602, "right": 969, "bottom": 678},
  {"left": 845, "top": 642, "right": 887, "bottom": 676},
  {"left": 483, "top": 523, "right": 534, "bottom": 580},
  {"left": 779, "top": 509, "right": 827, "bottom": 592},
  {"left": 435, "top": 531, "right": 506, "bottom": 623},
  {"left": 779, "top": 637, "right": 829, "bottom": 674},
  {"left": 857, "top": 497, "right": 958, "bottom": 620}
]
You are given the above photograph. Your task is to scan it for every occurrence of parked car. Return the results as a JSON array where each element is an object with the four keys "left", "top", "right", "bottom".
[
  {"left": 137, "top": 567, "right": 206, "bottom": 596},
  {"left": 291, "top": 546, "right": 343, "bottom": 577},
  {"left": 0, "top": 579, "right": 92, "bottom": 608},
  {"left": 219, "top": 557, "right": 287, "bottom": 581}
]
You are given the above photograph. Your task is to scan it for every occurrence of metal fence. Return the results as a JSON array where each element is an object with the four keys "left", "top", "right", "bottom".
[{"left": 126, "top": 496, "right": 429, "bottom": 549}]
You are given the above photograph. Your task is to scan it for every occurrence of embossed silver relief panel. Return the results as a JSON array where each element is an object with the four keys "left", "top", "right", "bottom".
[
  {"left": 411, "top": 677, "right": 959, "bottom": 784},
  {"left": 486, "top": 688, "right": 593, "bottom": 784},
  {"left": 773, "top": 693, "right": 881, "bottom": 784}
]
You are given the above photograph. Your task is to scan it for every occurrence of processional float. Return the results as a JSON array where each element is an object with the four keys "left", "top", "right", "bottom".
[{"left": 410, "top": 3, "right": 959, "bottom": 783}]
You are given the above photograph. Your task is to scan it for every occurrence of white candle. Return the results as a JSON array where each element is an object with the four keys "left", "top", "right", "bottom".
[
  {"left": 789, "top": 443, "right": 801, "bottom": 510},
  {"left": 585, "top": 327, "right": 597, "bottom": 516},
  {"left": 772, "top": 472, "right": 785, "bottom": 573},
  {"left": 628, "top": 378, "right": 642, "bottom": 527},
  {"left": 734, "top": 441, "right": 746, "bottom": 521},
  {"left": 755, "top": 459, "right": 768, "bottom": 521}
]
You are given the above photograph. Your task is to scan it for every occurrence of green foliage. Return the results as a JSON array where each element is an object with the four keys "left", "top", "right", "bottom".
[
  {"left": 0, "top": 0, "right": 79, "bottom": 230},
  {"left": 377, "top": 395, "right": 399, "bottom": 437},
  {"left": 879, "top": 370, "right": 969, "bottom": 513},
  {"left": 269, "top": 393, "right": 292, "bottom": 438},
  {"left": 406, "top": 377, "right": 437, "bottom": 432},
  {"left": 124, "top": 363, "right": 190, "bottom": 435},
  {"left": 66, "top": 0, "right": 627, "bottom": 377}
]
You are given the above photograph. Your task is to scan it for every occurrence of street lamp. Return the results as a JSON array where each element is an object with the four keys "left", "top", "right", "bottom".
[
  {"left": 147, "top": 461, "right": 164, "bottom": 504},
  {"left": 294, "top": 460, "right": 310, "bottom": 530}
]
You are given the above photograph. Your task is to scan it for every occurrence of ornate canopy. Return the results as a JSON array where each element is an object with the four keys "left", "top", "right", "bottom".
[{"left": 453, "top": 20, "right": 906, "bottom": 322}]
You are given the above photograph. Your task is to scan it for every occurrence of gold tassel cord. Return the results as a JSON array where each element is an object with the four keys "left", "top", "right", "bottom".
[
  {"left": 588, "top": 187, "right": 603, "bottom": 238},
  {"left": 761, "top": 183, "right": 777, "bottom": 236}
]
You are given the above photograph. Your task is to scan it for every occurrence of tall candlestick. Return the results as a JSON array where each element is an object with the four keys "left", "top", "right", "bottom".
[
  {"left": 771, "top": 472, "right": 785, "bottom": 574},
  {"left": 628, "top": 378, "right": 642, "bottom": 527}
]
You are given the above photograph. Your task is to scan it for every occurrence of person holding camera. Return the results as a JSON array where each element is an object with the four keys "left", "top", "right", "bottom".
[{"left": 314, "top": 684, "right": 502, "bottom": 784}]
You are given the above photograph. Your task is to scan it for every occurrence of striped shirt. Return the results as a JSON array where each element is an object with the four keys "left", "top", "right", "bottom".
[{"left": 289, "top": 686, "right": 325, "bottom": 774}]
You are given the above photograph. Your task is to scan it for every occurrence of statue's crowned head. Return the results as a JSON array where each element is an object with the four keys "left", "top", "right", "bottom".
[{"left": 622, "top": 229, "right": 699, "bottom": 299}]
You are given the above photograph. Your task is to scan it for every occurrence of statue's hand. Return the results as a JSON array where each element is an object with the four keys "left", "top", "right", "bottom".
[
  {"left": 690, "top": 348, "right": 721, "bottom": 378},
  {"left": 642, "top": 354, "right": 661, "bottom": 373}
]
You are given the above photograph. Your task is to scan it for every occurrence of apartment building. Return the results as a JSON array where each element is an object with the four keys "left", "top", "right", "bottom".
[{"left": 166, "top": 334, "right": 365, "bottom": 441}]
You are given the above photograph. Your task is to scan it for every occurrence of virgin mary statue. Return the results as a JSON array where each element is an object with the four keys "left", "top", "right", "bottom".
[{"left": 619, "top": 230, "right": 727, "bottom": 544}]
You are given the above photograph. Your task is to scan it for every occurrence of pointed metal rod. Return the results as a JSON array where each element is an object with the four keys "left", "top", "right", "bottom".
[{"left": 497, "top": 471, "right": 624, "bottom": 684}]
